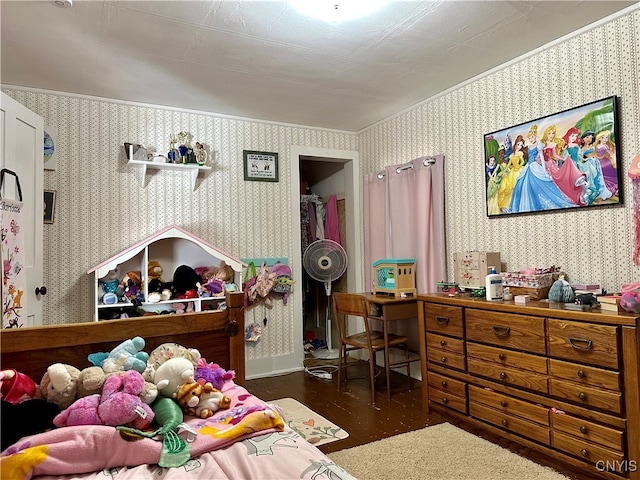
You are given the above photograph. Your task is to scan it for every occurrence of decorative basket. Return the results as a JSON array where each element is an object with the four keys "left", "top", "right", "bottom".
[{"left": 503, "top": 272, "right": 559, "bottom": 300}]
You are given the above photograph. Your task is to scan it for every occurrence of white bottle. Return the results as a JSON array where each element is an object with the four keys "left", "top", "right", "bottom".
[{"left": 485, "top": 266, "right": 503, "bottom": 301}]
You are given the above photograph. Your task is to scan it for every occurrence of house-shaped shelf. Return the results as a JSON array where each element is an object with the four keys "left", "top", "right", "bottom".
[{"left": 87, "top": 225, "right": 246, "bottom": 320}]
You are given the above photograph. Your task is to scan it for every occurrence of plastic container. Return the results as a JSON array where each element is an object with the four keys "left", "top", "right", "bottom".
[{"left": 485, "top": 266, "right": 503, "bottom": 301}]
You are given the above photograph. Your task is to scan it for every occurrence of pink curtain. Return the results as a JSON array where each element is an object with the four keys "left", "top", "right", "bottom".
[{"left": 364, "top": 154, "right": 446, "bottom": 294}]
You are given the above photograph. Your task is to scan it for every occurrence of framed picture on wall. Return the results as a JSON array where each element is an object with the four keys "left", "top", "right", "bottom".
[
  {"left": 484, "top": 96, "right": 621, "bottom": 217},
  {"left": 243, "top": 150, "right": 279, "bottom": 182},
  {"left": 43, "top": 190, "right": 56, "bottom": 224}
]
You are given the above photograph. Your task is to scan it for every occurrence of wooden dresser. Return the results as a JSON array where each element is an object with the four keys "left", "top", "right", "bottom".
[{"left": 418, "top": 294, "right": 640, "bottom": 480}]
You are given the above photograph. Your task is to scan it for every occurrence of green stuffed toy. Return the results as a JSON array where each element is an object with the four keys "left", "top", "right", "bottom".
[{"left": 88, "top": 336, "right": 149, "bottom": 374}]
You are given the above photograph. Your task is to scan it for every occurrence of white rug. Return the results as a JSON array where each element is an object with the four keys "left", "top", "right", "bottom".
[
  {"left": 269, "top": 397, "right": 349, "bottom": 446},
  {"left": 327, "top": 422, "right": 570, "bottom": 480}
]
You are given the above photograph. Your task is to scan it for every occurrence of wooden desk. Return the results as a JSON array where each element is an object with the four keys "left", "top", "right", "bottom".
[{"left": 359, "top": 293, "right": 419, "bottom": 400}]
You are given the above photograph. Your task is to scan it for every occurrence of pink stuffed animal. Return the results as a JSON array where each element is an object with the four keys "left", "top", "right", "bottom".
[{"left": 53, "top": 370, "right": 154, "bottom": 429}]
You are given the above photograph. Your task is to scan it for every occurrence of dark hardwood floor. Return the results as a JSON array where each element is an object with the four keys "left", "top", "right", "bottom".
[{"left": 246, "top": 361, "right": 593, "bottom": 480}]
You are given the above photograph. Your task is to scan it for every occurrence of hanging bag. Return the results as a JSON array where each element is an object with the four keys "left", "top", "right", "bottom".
[
  {"left": 1, "top": 169, "right": 27, "bottom": 328},
  {"left": 242, "top": 262, "right": 258, "bottom": 306}
]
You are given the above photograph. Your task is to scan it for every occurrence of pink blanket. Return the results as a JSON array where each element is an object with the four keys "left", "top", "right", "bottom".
[{"left": 1, "top": 382, "right": 284, "bottom": 480}]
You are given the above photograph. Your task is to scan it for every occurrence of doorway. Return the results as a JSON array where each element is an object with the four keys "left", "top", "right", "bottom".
[{"left": 289, "top": 146, "right": 363, "bottom": 363}]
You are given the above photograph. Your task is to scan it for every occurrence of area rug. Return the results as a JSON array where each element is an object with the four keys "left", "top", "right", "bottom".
[
  {"left": 327, "top": 423, "right": 570, "bottom": 480},
  {"left": 269, "top": 397, "right": 349, "bottom": 446}
]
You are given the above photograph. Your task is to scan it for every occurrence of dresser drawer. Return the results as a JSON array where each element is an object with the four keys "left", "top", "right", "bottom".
[
  {"left": 427, "top": 348, "right": 466, "bottom": 371},
  {"left": 467, "top": 358, "right": 548, "bottom": 393},
  {"left": 428, "top": 385, "right": 468, "bottom": 414},
  {"left": 427, "top": 371, "right": 466, "bottom": 397},
  {"left": 549, "top": 358, "right": 620, "bottom": 391},
  {"left": 549, "top": 378, "right": 622, "bottom": 413},
  {"left": 467, "top": 342, "right": 547, "bottom": 374},
  {"left": 466, "top": 310, "right": 545, "bottom": 354},
  {"left": 427, "top": 332, "right": 465, "bottom": 356},
  {"left": 551, "top": 411, "right": 624, "bottom": 452},
  {"left": 470, "top": 401, "right": 550, "bottom": 445},
  {"left": 547, "top": 319, "right": 619, "bottom": 369},
  {"left": 468, "top": 385, "right": 549, "bottom": 425},
  {"left": 425, "top": 303, "right": 464, "bottom": 337},
  {"left": 552, "top": 431, "right": 625, "bottom": 470}
]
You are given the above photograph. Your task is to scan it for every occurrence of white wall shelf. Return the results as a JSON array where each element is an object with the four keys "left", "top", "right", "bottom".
[{"left": 128, "top": 159, "right": 211, "bottom": 191}]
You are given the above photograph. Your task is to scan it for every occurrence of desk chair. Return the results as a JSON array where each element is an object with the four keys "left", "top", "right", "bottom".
[{"left": 333, "top": 292, "right": 412, "bottom": 406}]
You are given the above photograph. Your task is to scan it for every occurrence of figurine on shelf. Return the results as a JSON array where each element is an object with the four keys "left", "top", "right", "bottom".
[
  {"left": 194, "top": 142, "right": 208, "bottom": 166},
  {"left": 167, "top": 135, "right": 179, "bottom": 164},
  {"left": 177, "top": 131, "right": 192, "bottom": 164}
]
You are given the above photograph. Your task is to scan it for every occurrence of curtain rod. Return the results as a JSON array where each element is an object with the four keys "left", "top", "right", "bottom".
[{"left": 376, "top": 157, "right": 436, "bottom": 179}]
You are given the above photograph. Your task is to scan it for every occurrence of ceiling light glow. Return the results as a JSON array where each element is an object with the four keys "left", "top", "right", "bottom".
[{"left": 289, "top": 0, "right": 388, "bottom": 22}]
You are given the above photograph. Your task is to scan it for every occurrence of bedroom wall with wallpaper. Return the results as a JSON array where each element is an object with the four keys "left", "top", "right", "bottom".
[
  {"left": 1, "top": 87, "right": 357, "bottom": 375},
  {"left": 2, "top": 7, "right": 639, "bottom": 379},
  {"left": 360, "top": 8, "right": 640, "bottom": 291}
]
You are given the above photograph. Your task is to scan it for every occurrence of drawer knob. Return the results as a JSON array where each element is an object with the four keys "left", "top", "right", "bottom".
[
  {"left": 492, "top": 325, "right": 511, "bottom": 338},
  {"left": 440, "top": 340, "right": 447, "bottom": 346},
  {"left": 441, "top": 381, "right": 447, "bottom": 387},
  {"left": 580, "top": 426, "right": 588, "bottom": 434},
  {"left": 500, "top": 400, "right": 507, "bottom": 407},
  {"left": 569, "top": 337, "right": 593, "bottom": 351},
  {"left": 580, "top": 449, "right": 589, "bottom": 458},
  {"left": 442, "top": 397, "right": 448, "bottom": 404},
  {"left": 441, "top": 356, "right": 447, "bottom": 363},
  {"left": 435, "top": 315, "right": 450, "bottom": 325},
  {"left": 578, "top": 392, "right": 587, "bottom": 401},
  {"left": 577, "top": 370, "right": 586, "bottom": 378},
  {"left": 501, "top": 419, "right": 508, "bottom": 427},
  {"left": 498, "top": 353, "right": 506, "bottom": 361},
  {"left": 500, "top": 372, "right": 507, "bottom": 379}
]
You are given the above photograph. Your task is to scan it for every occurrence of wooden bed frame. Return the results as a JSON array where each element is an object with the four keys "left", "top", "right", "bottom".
[{"left": 0, "top": 291, "right": 246, "bottom": 385}]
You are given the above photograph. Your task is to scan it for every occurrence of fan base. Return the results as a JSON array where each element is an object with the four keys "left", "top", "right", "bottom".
[{"left": 311, "top": 348, "right": 340, "bottom": 360}]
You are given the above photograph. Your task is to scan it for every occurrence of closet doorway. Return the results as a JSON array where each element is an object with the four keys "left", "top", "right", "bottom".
[{"left": 289, "top": 146, "right": 363, "bottom": 362}]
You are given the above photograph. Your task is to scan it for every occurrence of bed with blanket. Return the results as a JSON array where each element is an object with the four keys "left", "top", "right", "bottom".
[{"left": 1, "top": 292, "right": 354, "bottom": 480}]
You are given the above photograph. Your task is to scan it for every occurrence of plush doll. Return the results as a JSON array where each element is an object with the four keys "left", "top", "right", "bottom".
[
  {"left": 37, "top": 363, "right": 81, "bottom": 410},
  {"left": 77, "top": 367, "right": 158, "bottom": 405},
  {"left": 98, "top": 268, "right": 122, "bottom": 303},
  {"left": 194, "top": 358, "right": 235, "bottom": 391},
  {"left": 121, "top": 271, "right": 144, "bottom": 304},
  {"left": 172, "top": 265, "right": 202, "bottom": 298},
  {"left": 147, "top": 261, "right": 165, "bottom": 293},
  {"left": 88, "top": 336, "right": 150, "bottom": 374},
  {"left": 53, "top": 370, "right": 154, "bottom": 429},
  {"left": 76, "top": 366, "right": 109, "bottom": 398},
  {"left": 621, "top": 288, "right": 640, "bottom": 314},
  {"left": 148, "top": 261, "right": 164, "bottom": 282},
  {"left": 152, "top": 357, "right": 196, "bottom": 398},
  {"left": 143, "top": 343, "right": 200, "bottom": 384},
  {"left": 173, "top": 379, "right": 231, "bottom": 418}
]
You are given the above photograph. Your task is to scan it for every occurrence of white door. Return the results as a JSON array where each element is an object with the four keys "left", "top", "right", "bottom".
[{"left": 0, "top": 92, "right": 44, "bottom": 326}]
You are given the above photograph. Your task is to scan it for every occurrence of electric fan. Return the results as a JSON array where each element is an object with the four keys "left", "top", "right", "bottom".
[{"left": 302, "top": 239, "right": 348, "bottom": 359}]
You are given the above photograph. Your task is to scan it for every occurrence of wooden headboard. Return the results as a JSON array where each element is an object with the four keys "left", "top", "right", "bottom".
[{"left": 0, "top": 291, "right": 246, "bottom": 385}]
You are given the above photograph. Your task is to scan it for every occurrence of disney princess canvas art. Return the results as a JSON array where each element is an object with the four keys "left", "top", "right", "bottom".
[{"left": 484, "top": 96, "right": 621, "bottom": 217}]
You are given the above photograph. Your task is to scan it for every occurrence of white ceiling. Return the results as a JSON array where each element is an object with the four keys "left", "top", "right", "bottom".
[{"left": 1, "top": 1, "right": 636, "bottom": 131}]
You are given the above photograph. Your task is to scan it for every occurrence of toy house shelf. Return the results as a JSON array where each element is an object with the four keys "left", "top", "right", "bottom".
[
  {"left": 127, "top": 159, "right": 211, "bottom": 191},
  {"left": 87, "top": 225, "right": 246, "bottom": 321}
]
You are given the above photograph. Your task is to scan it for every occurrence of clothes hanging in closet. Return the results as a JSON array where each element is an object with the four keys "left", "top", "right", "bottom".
[{"left": 324, "top": 195, "right": 341, "bottom": 245}]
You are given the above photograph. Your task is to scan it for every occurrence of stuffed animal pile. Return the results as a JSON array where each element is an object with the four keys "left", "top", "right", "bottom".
[{"left": 0, "top": 336, "right": 236, "bottom": 451}]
